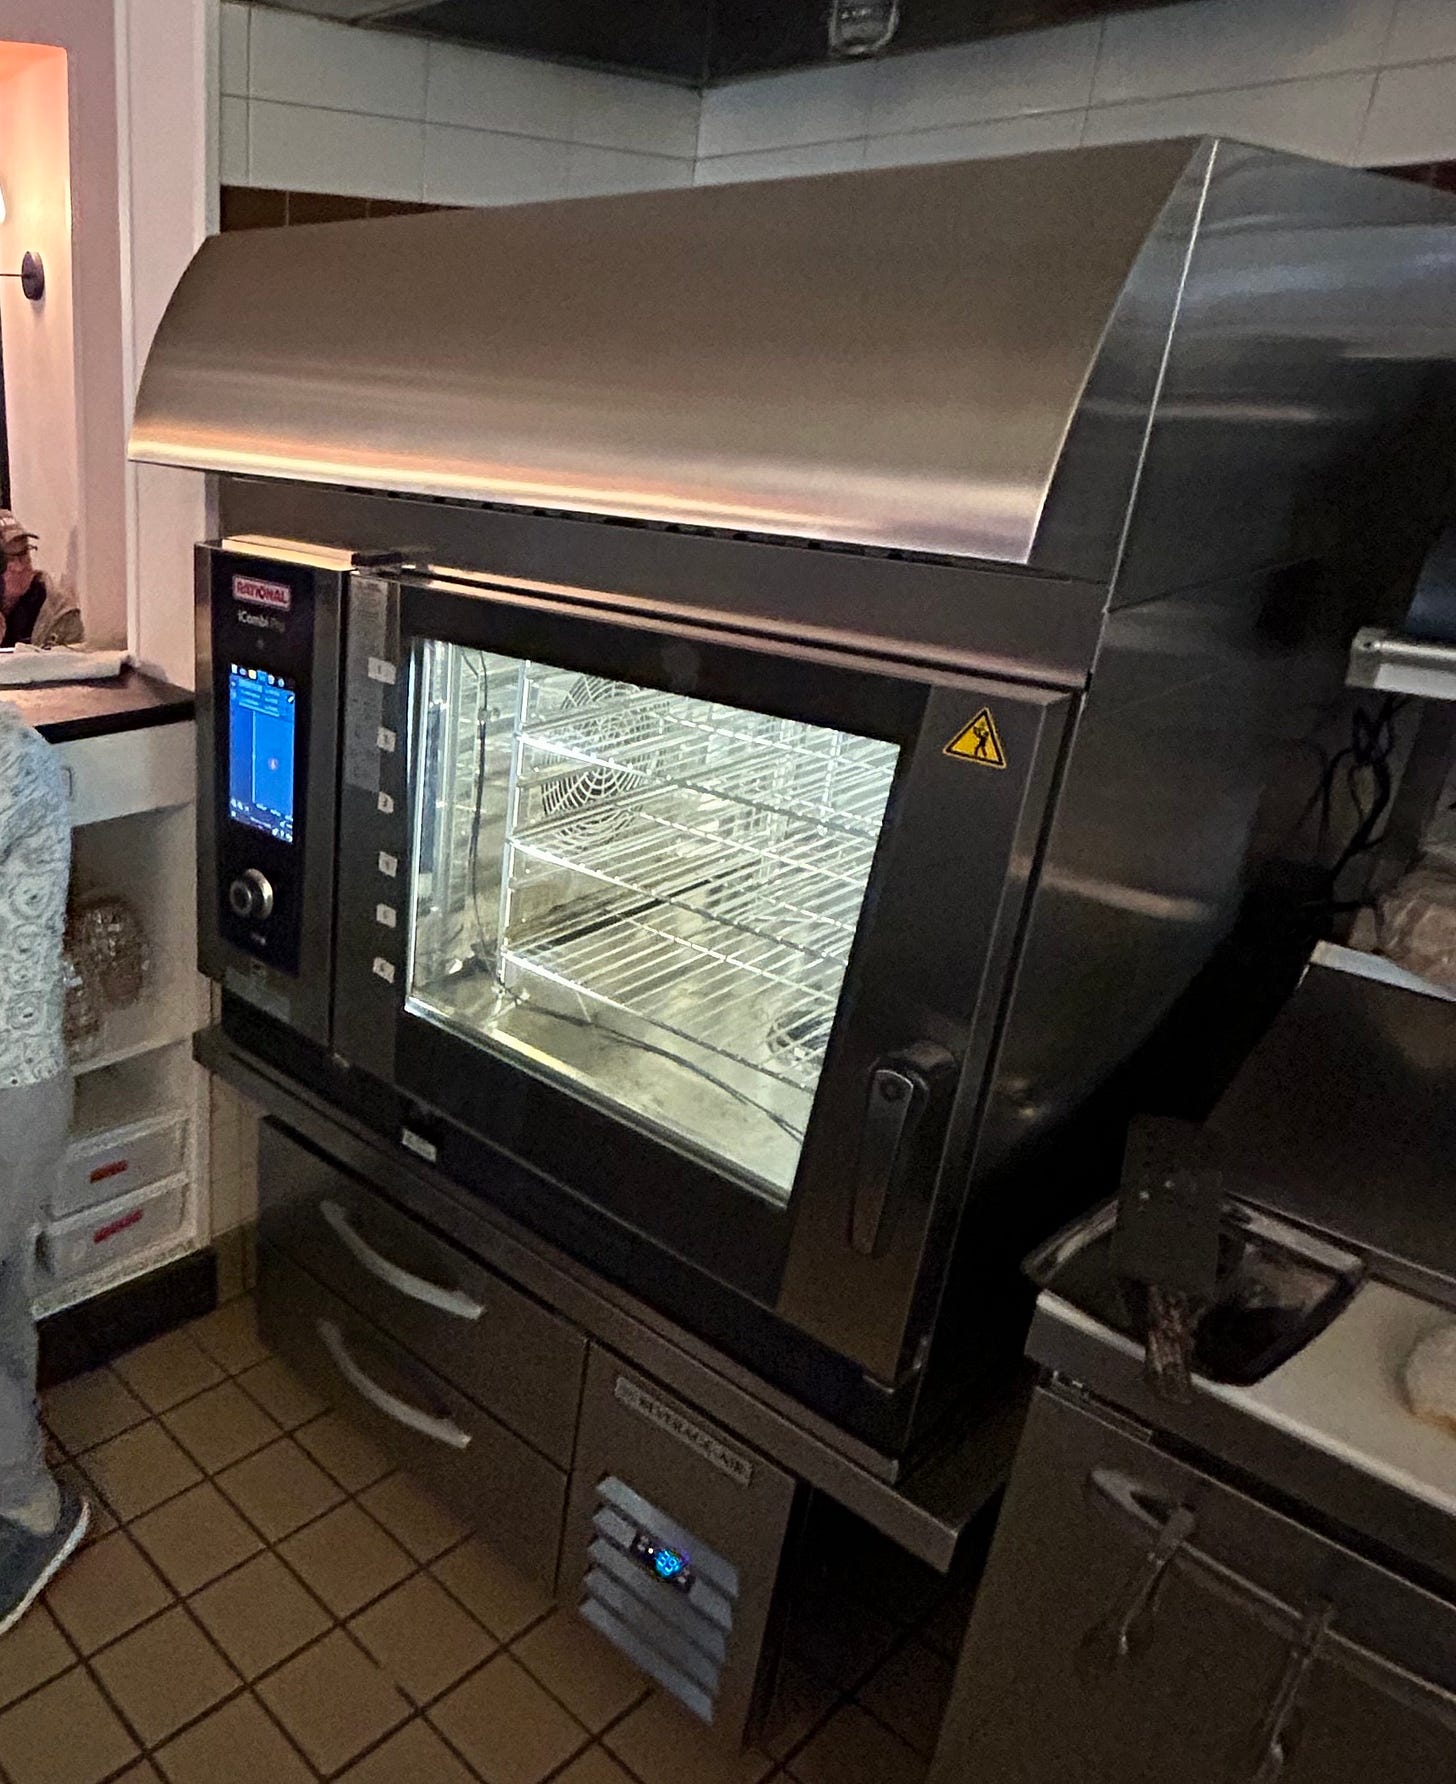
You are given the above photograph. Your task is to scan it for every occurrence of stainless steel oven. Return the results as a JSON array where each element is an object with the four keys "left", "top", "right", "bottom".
[{"left": 150, "top": 137, "right": 1456, "bottom": 1458}]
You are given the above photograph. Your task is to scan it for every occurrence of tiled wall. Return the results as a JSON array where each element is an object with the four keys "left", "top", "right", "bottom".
[
  {"left": 695, "top": 0, "right": 1456, "bottom": 181},
  {"left": 219, "top": 2, "right": 698, "bottom": 205}
]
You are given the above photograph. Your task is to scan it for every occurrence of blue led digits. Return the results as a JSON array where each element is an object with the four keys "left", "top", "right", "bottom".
[{"left": 630, "top": 1530, "right": 694, "bottom": 1592}]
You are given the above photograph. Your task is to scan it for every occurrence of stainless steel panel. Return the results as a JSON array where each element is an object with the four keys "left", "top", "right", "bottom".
[
  {"left": 136, "top": 144, "right": 1203, "bottom": 565},
  {"left": 260, "top": 1249, "right": 567, "bottom": 1587},
  {"left": 562, "top": 1346, "right": 798, "bottom": 1742},
  {"left": 260, "top": 1123, "right": 586, "bottom": 1468},
  {"left": 931, "top": 1387, "right": 1456, "bottom": 1784}
]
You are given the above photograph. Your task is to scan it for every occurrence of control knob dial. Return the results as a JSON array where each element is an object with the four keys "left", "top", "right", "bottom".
[{"left": 227, "top": 868, "right": 275, "bottom": 922}]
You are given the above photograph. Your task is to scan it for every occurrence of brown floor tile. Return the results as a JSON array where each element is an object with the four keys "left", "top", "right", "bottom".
[
  {"left": 92, "top": 1606, "right": 240, "bottom": 1746},
  {"left": 337, "top": 1716, "right": 478, "bottom": 1783},
  {"left": 112, "top": 1333, "right": 225, "bottom": 1415},
  {"left": 789, "top": 1590, "right": 901, "bottom": 1694},
  {"left": 295, "top": 1411, "right": 392, "bottom": 1494},
  {"left": 856, "top": 1641, "right": 953, "bottom": 1758},
  {"left": 153, "top": 1690, "right": 314, "bottom": 1784},
  {"left": 257, "top": 1630, "right": 410, "bottom": 1776},
  {"left": 916, "top": 1585, "right": 974, "bottom": 1662},
  {"left": 279, "top": 1501, "right": 413, "bottom": 1619},
  {"left": 130, "top": 1482, "right": 264, "bottom": 1596},
  {"left": 514, "top": 1610, "right": 648, "bottom": 1733},
  {"left": 788, "top": 1705, "right": 925, "bottom": 1784},
  {"left": 77, "top": 1423, "right": 202, "bottom": 1522},
  {"left": 761, "top": 1661, "right": 838, "bottom": 1763},
  {"left": 556, "top": 1751, "right": 641, "bottom": 1784},
  {"left": 189, "top": 1552, "right": 331, "bottom": 1681},
  {"left": 349, "top": 1574, "right": 495, "bottom": 1707},
  {"left": 44, "top": 1531, "right": 172, "bottom": 1657},
  {"left": 115, "top": 1765, "right": 164, "bottom": 1783},
  {"left": 234, "top": 1357, "right": 326, "bottom": 1431},
  {"left": 162, "top": 1381, "right": 283, "bottom": 1474},
  {"left": 606, "top": 1694, "right": 774, "bottom": 1784},
  {"left": 55, "top": 1464, "right": 115, "bottom": 1542},
  {"left": 431, "top": 1539, "right": 552, "bottom": 1641},
  {"left": 186, "top": 1298, "right": 270, "bottom": 1376},
  {"left": 216, "top": 1437, "right": 343, "bottom": 1541},
  {"left": 0, "top": 1606, "right": 73, "bottom": 1708},
  {"left": 43, "top": 1371, "right": 149, "bottom": 1455},
  {"left": 359, "top": 1474, "right": 469, "bottom": 1563},
  {"left": 429, "top": 1654, "right": 588, "bottom": 1784},
  {"left": 0, "top": 1664, "right": 139, "bottom": 1784}
]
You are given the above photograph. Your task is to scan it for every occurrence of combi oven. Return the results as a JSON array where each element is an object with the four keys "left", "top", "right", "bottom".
[
  {"left": 158, "top": 141, "right": 1456, "bottom": 1460},
  {"left": 201, "top": 540, "right": 1072, "bottom": 1452}
]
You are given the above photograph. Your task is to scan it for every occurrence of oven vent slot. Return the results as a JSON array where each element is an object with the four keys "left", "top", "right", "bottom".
[{"left": 579, "top": 1476, "right": 739, "bottom": 1725}]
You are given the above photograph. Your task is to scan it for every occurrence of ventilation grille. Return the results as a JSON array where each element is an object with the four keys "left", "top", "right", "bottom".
[{"left": 579, "top": 1477, "right": 739, "bottom": 1725}]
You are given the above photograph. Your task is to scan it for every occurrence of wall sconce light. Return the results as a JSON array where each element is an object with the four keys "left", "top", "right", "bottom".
[{"left": 0, "top": 183, "right": 44, "bottom": 301}]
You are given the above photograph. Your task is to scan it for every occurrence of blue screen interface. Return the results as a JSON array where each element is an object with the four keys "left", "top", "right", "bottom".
[{"left": 228, "top": 665, "right": 297, "bottom": 844}]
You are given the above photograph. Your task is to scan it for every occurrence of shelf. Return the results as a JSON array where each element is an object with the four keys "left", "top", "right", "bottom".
[
  {"left": 1348, "top": 628, "right": 1456, "bottom": 703},
  {"left": 72, "top": 1010, "right": 198, "bottom": 1078}
]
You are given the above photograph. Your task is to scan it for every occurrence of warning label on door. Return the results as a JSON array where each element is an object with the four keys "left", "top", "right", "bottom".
[{"left": 945, "top": 708, "right": 1007, "bottom": 769}]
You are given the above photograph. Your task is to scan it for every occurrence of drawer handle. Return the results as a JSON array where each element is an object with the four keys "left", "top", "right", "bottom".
[
  {"left": 319, "top": 1200, "right": 484, "bottom": 1321},
  {"left": 316, "top": 1318, "right": 472, "bottom": 1451}
]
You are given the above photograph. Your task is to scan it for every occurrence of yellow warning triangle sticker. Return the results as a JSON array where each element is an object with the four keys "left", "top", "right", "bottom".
[{"left": 944, "top": 707, "right": 1007, "bottom": 769}]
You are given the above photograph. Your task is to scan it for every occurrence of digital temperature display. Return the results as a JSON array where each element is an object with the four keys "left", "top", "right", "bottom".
[{"left": 228, "top": 665, "right": 297, "bottom": 843}]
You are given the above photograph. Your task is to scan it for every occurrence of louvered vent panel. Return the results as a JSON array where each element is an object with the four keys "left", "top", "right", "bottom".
[{"left": 578, "top": 1476, "right": 739, "bottom": 1725}]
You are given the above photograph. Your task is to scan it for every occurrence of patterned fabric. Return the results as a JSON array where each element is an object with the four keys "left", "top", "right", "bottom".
[{"left": 0, "top": 704, "right": 70, "bottom": 1088}]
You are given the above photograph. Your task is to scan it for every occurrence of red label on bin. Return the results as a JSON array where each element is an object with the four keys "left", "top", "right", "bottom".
[
  {"left": 93, "top": 1208, "right": 145, "bottom": 1244},
  {"left": 89, "top": 1159, "right": 128, "bottom": 1184}
]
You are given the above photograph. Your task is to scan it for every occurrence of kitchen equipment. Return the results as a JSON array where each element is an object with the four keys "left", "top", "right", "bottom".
[{"left": 133, "top": 139, "right": 1456, "bottom": 1461}]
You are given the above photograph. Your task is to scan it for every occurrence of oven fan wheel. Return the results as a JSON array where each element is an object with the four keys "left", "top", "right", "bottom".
[{"left": 540, "top": 675, "right": 658, "bottom": 843}]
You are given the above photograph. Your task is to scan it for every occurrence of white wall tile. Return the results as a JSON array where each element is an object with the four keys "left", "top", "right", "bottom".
[
  {"left": 869, "top": 21, "right": 1099, "bottom": 134},
  {"left": 862, "top": 107, "right": 1085, "bottom": 168},
  {"left": 250, "top": 7, "right": 427, "bottom": 120},
  {"left": 425, "top": 40, "right": 577, "bottom": 139},
  {"left": 698, "top": 61, "right": 876, "bottom": 156},
  {"left": 423, "top": 123, "right": 569, "bottom": 206},
  {"left": 571, "top": 68, "right": 700, "bottom": 157},
  {"left": 1360, "top": 55, "right": 1456, "bottom": 161},
  {"left": 249, "top": 100, "right": 424, "bottom": 198},
  {"left": 1083, "top": 70, "right": 1377, "bottom": 163},
  {"left": 1384, "top": 0, "right": 1456, "bottom": 66},
  {"left": 220, "top": 3, "right": 249, "bottom": 98},
  {"left": 695, "top": 138, "right": 866, "bottom": 184},
  {"left": 1095, "top": 0, "right": 1396, "bottom": 103},
  {"left": 220, "top": 95, "right": 248, "bottom": 183},
  {"left": 565, "top": 144, "right": 693, "bottom": 197}
]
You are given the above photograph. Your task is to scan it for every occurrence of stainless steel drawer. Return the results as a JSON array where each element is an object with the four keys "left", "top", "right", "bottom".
[
  {"left": 260, "top": 1249, "right": 567, "bottom": 1588},
  {"left": 259, "top": 1123, "right": 585, "bottom": 1467}
]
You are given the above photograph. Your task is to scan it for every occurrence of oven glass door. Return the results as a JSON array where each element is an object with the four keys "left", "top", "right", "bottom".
[{"left": 404, "top": 642, "right": 899, "bottom": 1206}]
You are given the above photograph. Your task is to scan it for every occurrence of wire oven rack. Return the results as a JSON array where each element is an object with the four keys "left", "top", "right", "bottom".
[{"left": 497, "top": 672, "right": 898, "bottom": 1095}]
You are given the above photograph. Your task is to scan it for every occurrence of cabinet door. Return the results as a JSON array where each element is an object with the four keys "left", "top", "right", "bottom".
[
  {"left": 932, "top": 1400, "right": 1287, "bottom": 1783},
  {"left": 932, "top": 1389, "right": 1456, "bottom": 1784}
]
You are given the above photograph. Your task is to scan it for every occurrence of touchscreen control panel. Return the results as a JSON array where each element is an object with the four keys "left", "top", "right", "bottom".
[{"left": 207, "top": 549, "right": 333, "bottom": 991}]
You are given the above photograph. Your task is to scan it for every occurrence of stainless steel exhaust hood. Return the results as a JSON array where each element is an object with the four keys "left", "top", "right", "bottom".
[{"left": 132, "top": 138, "right": 1456, "bottom": 582}]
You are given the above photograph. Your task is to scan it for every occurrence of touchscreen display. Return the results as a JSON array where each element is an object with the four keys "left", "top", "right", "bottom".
[{"left": 228, "top": 665, "right": 297, "bottom": 843}]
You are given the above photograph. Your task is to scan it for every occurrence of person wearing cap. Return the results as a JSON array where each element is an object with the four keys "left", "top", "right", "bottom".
[{"left": 0, "top": 515, "right": 82, "bottom": 650}]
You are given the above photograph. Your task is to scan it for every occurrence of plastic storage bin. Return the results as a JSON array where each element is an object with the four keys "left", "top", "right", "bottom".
[
  {"left": 53, "top": 1113, "right": 187, "bottom": 1219},
  {"left": 39, "top": 1175, "right": 187, "bottom": 1286}
]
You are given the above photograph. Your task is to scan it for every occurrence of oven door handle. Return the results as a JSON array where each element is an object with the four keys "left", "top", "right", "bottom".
[
  {"left": 316, "top": 1318, "right": 473, "bottom": 1451},
  {"left": 849, "top": 1043, "right": 956, "bottom": 1257},
  {"left": 319, "top": 1199, "right": 485, "bottom": 1321}
]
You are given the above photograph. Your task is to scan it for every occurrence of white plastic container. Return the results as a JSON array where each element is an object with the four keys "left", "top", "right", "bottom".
[
  {"left": 39, "top": 1175, "right": 188, "bottom": 1285},
  {"left": 53, "top": 1112, "right": 187, "bottom": 1219}
]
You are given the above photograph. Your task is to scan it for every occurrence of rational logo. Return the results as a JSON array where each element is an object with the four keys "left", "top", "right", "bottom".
[
  {"left": 233, "top": 574, "right": 292, "bottom": 613},
  {"left": 613, "top": 1375, "right": 754, "bottom": 1487}
]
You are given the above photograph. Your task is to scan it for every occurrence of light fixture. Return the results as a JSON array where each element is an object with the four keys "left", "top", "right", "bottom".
[{"left": 0, "top": 179, "right": 44, "bottom": 300}]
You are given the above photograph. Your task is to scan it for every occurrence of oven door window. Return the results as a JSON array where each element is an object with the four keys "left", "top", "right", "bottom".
[{"left": 404, "top": 643, "right": 900, "bottom": 1206}]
